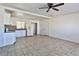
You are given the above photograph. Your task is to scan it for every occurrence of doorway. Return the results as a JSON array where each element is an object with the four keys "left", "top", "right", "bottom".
[{"left": 33, "top": 23, "right": 37, "bottom": 35}]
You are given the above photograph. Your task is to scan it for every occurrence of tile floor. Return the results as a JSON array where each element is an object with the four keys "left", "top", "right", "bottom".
[{"left": 0, "top": 35, "right": 79, "bottom": 56}]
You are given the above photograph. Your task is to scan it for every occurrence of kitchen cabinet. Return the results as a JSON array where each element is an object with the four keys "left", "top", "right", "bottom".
[
  {"left": 0, "top": 6, "right": 5, "bottom": 47},
  {"left": 0, "top": 29, "right": 4, "bottom": 47},
  {"left": 3, "top": 32, "right": 16, "bottom": 46},
  {"left": 16, "top": 30, "right": 26, "bottom": 37},
  {"left": 4, "top": 13, "right": 11, "bottom": 25},
  {"left": 26, "top": 24, "right": 34, "bottom": 36}
]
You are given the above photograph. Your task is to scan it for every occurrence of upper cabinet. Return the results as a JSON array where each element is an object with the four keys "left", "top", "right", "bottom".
[
  {"left": 4, "top": 13, "right": 11, "bottom": 25},
  {"left": 4, "top": 9, "right": 13, "bottom": 25}
]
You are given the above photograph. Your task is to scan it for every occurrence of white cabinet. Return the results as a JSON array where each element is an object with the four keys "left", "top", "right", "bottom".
[
  {"left": 4, "top": 13, "right": 11, "bottom": 25},
  {"left": 16, "top": 30, "right": 26, "bottom": 37},
  {"left": 3, "top": 32, "right": 16, "bottom": 46},
  {"left": 0, "top": 34, "right": 3, "bottom": 47},
  {"left": 27, "top": 24, "right": 34, "bottom": 36},
  {"left": 0, "top": 29, "right": 4, "bottom": 47},
  {"left": 0, "top": 6, "right": 5, "bottom": 47}
]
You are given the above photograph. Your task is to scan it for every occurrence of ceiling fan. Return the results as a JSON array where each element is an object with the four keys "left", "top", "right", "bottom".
[{"left": 39, "top": 3, "right": 64, "bottom": 12}]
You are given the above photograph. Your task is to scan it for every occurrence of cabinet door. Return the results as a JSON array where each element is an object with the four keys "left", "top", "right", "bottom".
[
  {"left": 27, "top": 24, "right": 34, "bottom": 36},
  {"left": 0, "top": 29, "right": 4, "bottom": 47},
  {"left": 20, "top": 30, "right": 26, "bottom": 37},
  {"left": 4, "top": 14, "right": 11, "bottom": 25},
  {"left": 0, "top": 6, "right": 5, "bottom": 47},
  {"left": 15, "top": 30, "right": 21, "bottom": 37},
  {"left": 4, "top": 33, "right": 16, "bottom": 46},
  {"left": 16, "top": 30, "right": 26, "bottom": 37}
]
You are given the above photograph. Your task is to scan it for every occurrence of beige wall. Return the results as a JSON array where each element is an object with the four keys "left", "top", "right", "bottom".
[
  {"left": 40, "top": 20, "right": 49, "bottom": 35},
  {"left": 40, "top": 12, "right": 79, "bottom": 43}
]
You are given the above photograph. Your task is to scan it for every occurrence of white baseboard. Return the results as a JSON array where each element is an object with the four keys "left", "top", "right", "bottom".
[{"left": 48, "top": 35, "right": 79, "bottom": 44}]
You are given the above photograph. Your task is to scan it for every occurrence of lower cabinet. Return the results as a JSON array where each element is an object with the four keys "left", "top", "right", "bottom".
[
  {"left": 1, "top": 30, "right": 27, "bottom": 47},
  {"left": 0, "top": 29, "right": 4, "bottom": 47},
  {"left": 3, "top": 32, "right": 16, "bottom": 46},
  {"left": 16, "top": 30, "right": 26, "bottom": 37}
]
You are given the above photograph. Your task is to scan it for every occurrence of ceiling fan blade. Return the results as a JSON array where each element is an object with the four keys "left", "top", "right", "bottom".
[
  {"left": 39, "top": 7, "right": 48, "bottom": 9},
  {"left": 53, "top": 3, "right": 64, "bottom": 7},
  {"left": 46, "top": 8, "right": 50, "bottom": 12},
  {"left": 52, "top": 8, "right": 59, "bottom": 11}
]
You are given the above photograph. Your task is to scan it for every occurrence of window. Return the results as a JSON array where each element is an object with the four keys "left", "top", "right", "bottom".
[{"left": 16, "top": 21, "right": 25, "bottom": 29}]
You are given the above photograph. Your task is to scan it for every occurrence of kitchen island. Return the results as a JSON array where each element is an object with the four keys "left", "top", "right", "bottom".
[{"left": 3, "top": 32, "right": 16, "bottom": 46}]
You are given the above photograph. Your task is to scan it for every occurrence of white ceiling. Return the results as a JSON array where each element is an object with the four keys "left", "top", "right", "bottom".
[{"left": 1, "top": 3, "right": 79, "bottom": 17}]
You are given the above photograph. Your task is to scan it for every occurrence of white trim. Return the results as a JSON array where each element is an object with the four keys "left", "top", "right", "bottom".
[{"left": 1, "top": 5, "right": 51, "bottom": 19}]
